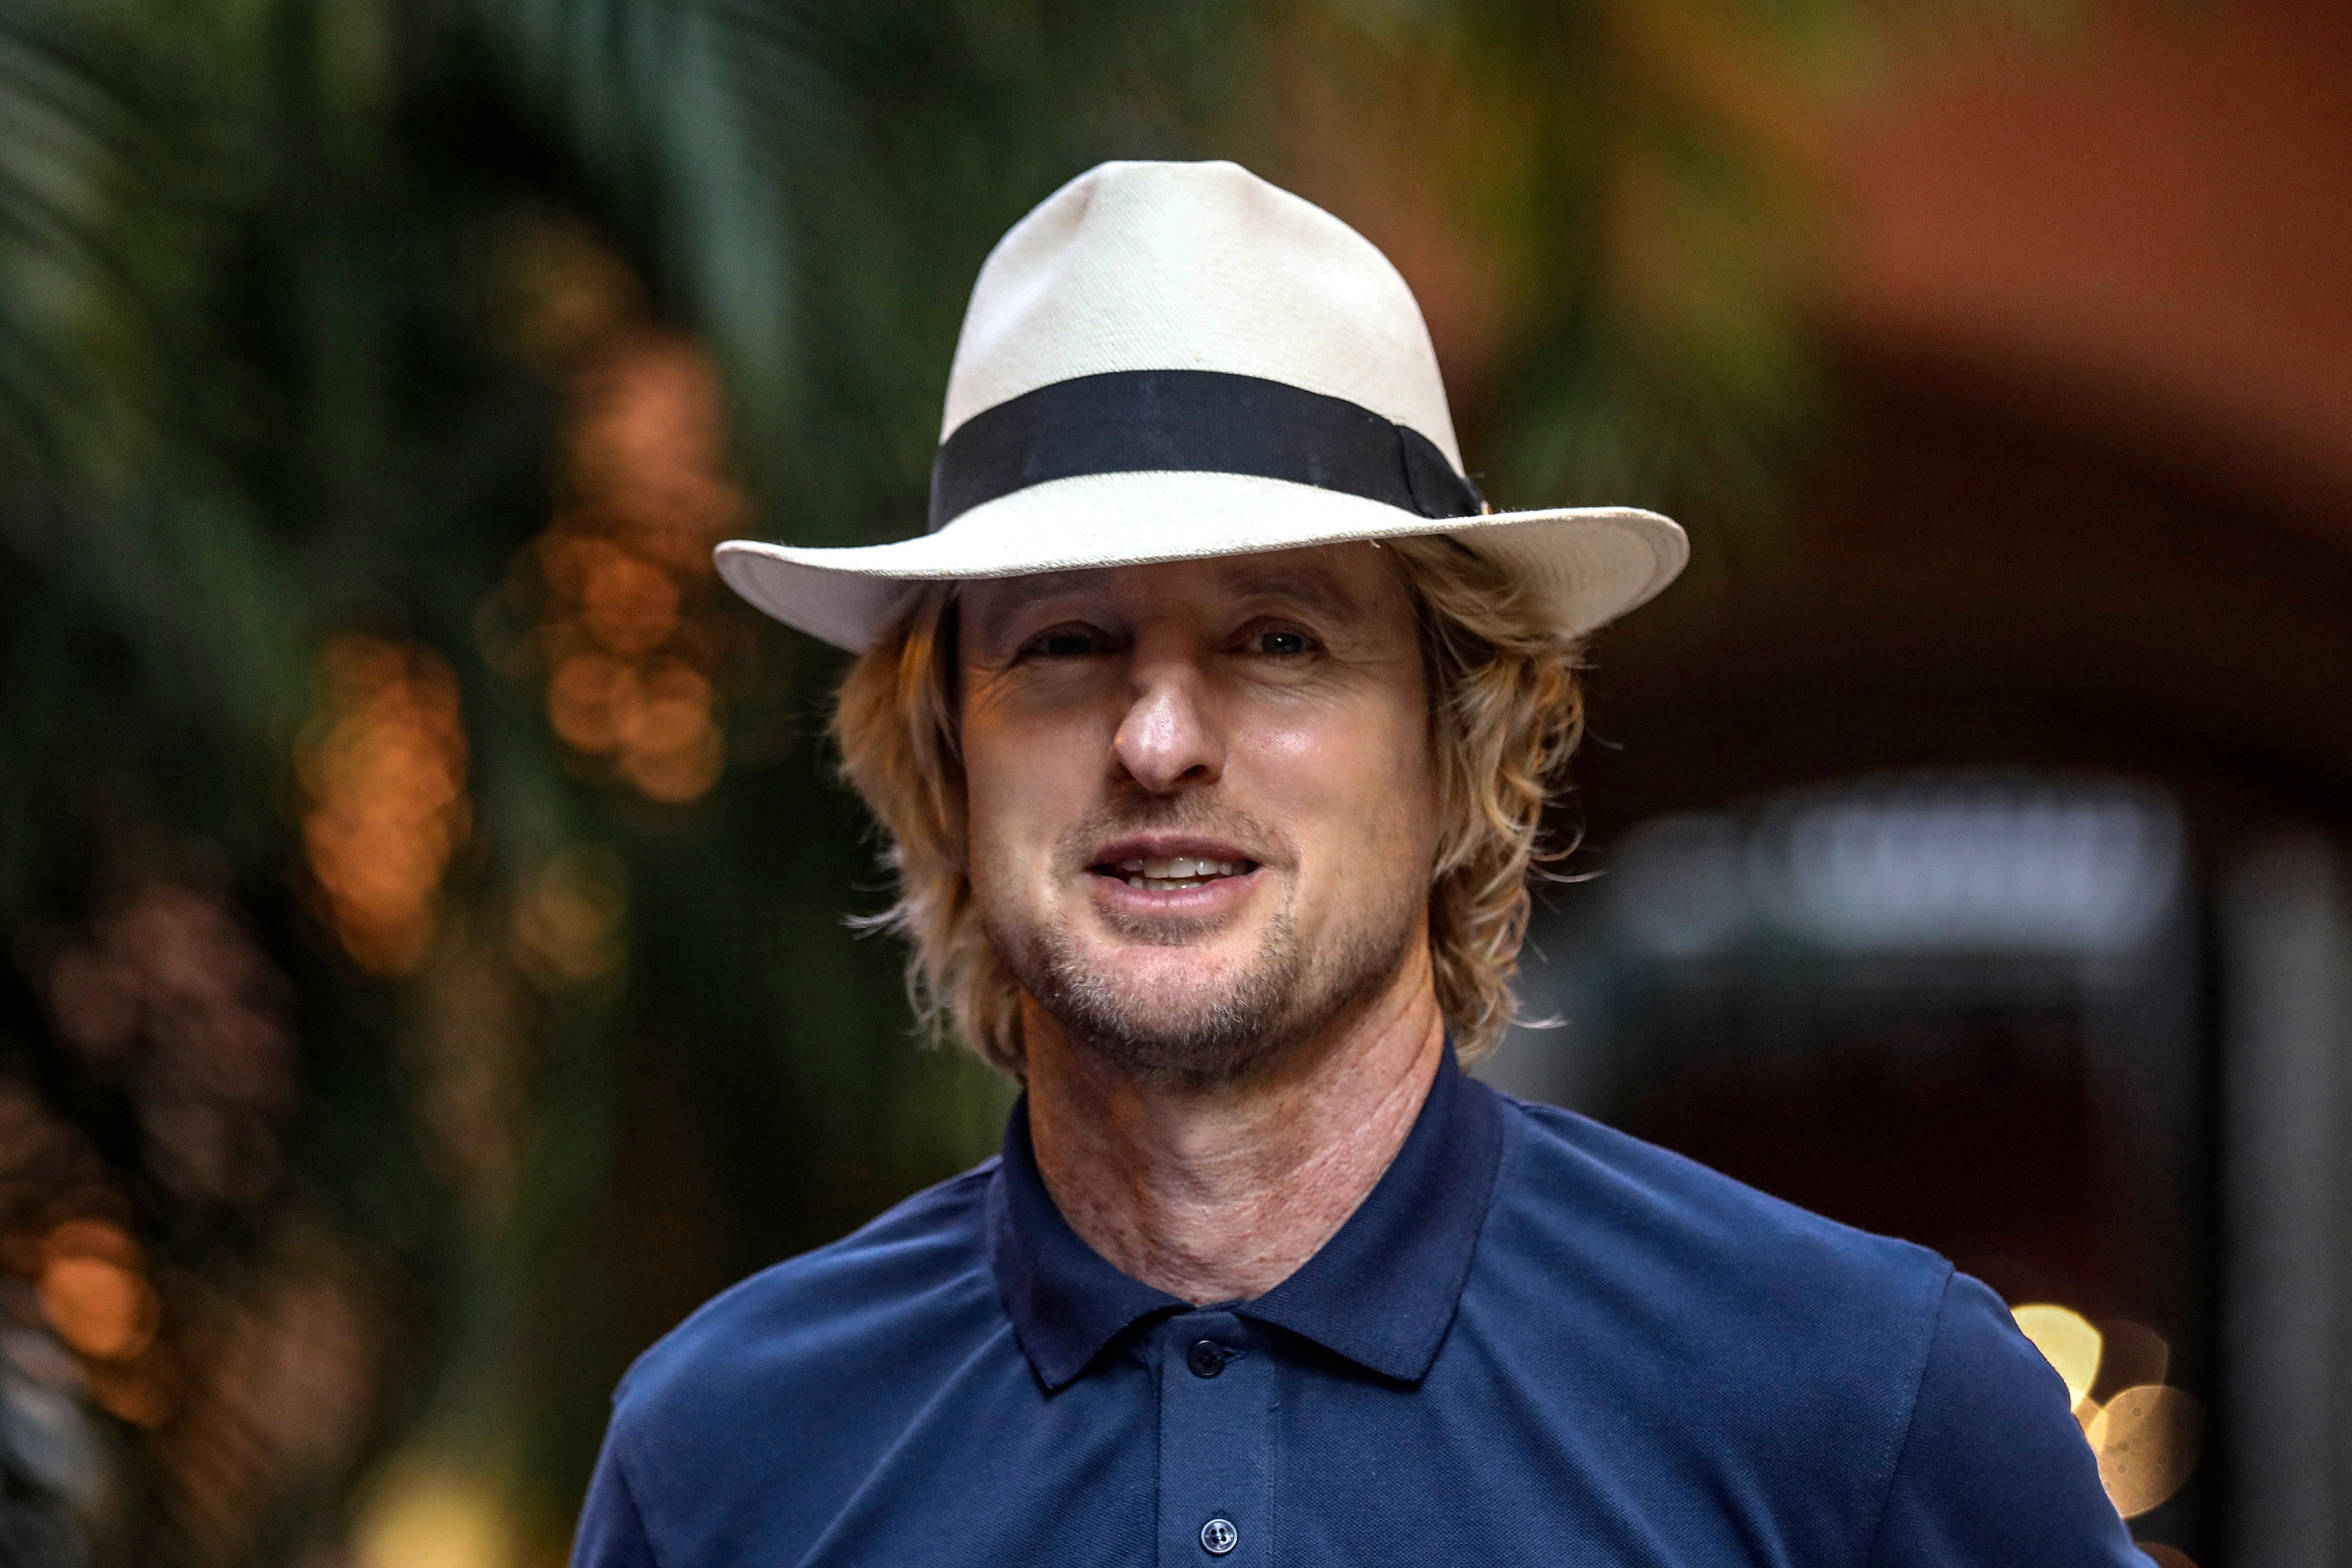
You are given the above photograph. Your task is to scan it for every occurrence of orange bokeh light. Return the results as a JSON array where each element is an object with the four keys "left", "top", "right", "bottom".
[
  {"left": 36, "top": 1218, "right": 157, "bottom": 1363},
  {"left": 510, "top": 846, "right": 630, "bottom": 985},
  {"left": 299, "top": 637, "right": 471, "bottom": 973},
  {"left": 522, "top": 327, "right": 747, "bottom": 805}
]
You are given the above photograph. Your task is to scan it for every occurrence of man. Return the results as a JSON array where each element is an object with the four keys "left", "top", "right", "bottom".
[{"left": 575, "top": 161, "right": 2139, "bottom": 1566}]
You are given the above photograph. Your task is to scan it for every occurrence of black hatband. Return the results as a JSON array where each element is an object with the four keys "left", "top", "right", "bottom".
[{"left": 928, "top": 369, "right": 1484, "bottom": 531}]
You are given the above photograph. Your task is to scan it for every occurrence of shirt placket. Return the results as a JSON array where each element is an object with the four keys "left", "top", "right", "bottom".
[{"left": 1155, "top": 1310, "right": 1272, "bottom": 1568}]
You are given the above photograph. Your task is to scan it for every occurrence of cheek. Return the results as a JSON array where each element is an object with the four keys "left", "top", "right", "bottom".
[
  {"left": 1244, "top": 685, "right": 1434, "bottom": 859},
  {"left": 960, "top": 700, "right": 1094, "bottom": 884}
]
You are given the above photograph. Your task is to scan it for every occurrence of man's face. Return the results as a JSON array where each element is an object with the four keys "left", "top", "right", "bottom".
[{"left": 958, "top": 543, "right": 1439, "bottom": 1087}]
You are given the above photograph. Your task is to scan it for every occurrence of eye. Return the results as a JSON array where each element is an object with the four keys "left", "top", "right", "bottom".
[
  {"left": 1024, "top": 627, "right": 1099, "bottom": 659},
  {"left": 1254, "top": 628, "right": 1313, "bottom": 657}
]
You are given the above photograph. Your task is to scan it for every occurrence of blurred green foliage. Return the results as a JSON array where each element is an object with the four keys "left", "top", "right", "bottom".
[{"left": 0, "top": 0, "right": 2013, "bottom": 1561}]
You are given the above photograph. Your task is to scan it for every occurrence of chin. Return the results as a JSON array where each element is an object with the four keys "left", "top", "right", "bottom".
[
  {"left": 1081, "top": 932, "right": 1256, "bottom": 985},
  {"left": 992, "top": 878, "right": 1419, "bottom": 1088},
  {"left": 1090, "top": 971, "right": 1252, "bottom": 1033},
  {"left": 1001, "top": 913, "right": 1314, "bottom": 1087},
  {"left": 1073, "top": 950, "right": 1271, "bottom": 1033}
]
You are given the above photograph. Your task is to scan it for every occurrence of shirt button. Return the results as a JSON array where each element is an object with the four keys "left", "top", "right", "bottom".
[
  {"left": 1200, "top": 1518, "right": 1239, "bottom": 1556},
  {"left": 1186, "top": 1339, "right": 1227, "bottom": 1379}
]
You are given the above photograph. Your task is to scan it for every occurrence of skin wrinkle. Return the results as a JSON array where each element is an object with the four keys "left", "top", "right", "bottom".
[{"left": 959, "top": 545, "right": 1449, "bottom": 1304}]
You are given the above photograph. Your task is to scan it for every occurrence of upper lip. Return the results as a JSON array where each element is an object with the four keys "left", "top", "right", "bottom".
[{"left": 1088, "top": 834, "right": 1260, "bottom": 871}]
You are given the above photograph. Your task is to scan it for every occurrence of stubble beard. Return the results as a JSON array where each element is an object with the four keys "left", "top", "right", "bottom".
[{"left": 980, "top": 810, "right": 1424, "bottom": 1091}]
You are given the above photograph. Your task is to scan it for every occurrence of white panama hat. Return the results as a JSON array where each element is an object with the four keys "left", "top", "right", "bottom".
[{"left": 715, "top": 159, "right": 1687, "bottom": 652}]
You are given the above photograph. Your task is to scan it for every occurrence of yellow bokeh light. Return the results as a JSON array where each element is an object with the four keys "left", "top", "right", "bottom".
[
  {"left": 2090, "top": 1385, "right": 2205, "bottom": 1519},
  {"left": 2012, "top": 1303, "right": 2102, "bottom": 1411},
  {"left": 356, "top": 1463, "right": 514, "bottom": 1568}
]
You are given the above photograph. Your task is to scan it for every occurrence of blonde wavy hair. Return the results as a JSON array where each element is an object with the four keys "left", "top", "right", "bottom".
[{"left": 833, "top": 536, "right": 1586, "bottom": 1076}]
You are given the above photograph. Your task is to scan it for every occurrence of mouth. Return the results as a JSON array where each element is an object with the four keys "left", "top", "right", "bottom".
[{"left": 1087, "top": 838, "right": 1262, "bottom": 894}]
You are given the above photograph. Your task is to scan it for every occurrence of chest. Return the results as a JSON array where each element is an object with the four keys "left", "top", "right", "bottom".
[{"left": 681, "top": 1313, "right": 1869, "bottom": 1568}]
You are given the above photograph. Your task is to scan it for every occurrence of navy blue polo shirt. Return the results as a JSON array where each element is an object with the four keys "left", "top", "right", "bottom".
[{"left": 574, "top": 1054, "right": 2140, "bottom": 1566}]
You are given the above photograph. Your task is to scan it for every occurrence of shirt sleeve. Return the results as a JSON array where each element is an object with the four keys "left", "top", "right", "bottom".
[
  {"left": 1866, "top": 1270, "right": 2146, "bottom": 1568},
  {"left": 571, "top": 1423, "right": 663, "bottom": 1568}
]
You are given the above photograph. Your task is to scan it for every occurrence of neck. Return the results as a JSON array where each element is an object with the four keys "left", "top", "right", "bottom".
[{"left": 1021, "top": 948, "right": 1448, "bottom": 1305}]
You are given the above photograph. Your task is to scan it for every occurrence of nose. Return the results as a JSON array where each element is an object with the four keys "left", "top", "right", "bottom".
[{"left": 1111, "top": 645, "right": 1222, "bottom": 794}]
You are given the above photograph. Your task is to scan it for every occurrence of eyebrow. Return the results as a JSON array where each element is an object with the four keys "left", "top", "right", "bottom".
[
  {"left": 960, "top": 572, "right": 1095, "bottom": 649},
  {"left": 972, "top": 570, "right": 1101, "bottom": 613},
  {"left": 967, "top": 556, "right": 1371, "bottom": 646},
  {"left": 1210, "top": 561, "right": 1363, "bottom": 620}
]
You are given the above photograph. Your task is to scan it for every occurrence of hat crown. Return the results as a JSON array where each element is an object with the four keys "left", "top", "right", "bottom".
[{"left": 941, "top": 160, "right": 1463, "bottom": 471}]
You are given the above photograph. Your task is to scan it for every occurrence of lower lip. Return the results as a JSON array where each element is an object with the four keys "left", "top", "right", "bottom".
[{"left": 1087, "top": 867, "right": 1263, "bottom": 915}]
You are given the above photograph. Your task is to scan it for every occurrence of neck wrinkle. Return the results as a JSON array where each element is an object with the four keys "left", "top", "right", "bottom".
[{"left": 1021, "top": 945, "right": 1448, "bottom": 1306}]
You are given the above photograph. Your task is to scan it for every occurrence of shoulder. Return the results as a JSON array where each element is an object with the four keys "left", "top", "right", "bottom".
[
  {"left": 1871, "top": 1268, "right": 2142, "bottom": 1563},
  {"left": 1469, "top": 1097, "right": 1962, "bottom": 1537},
  {"left": 1478, "top": 1097, "right": 2131, "bottom": 1558},
  {"left": 610, "top": 1158, "right": 1007, "bottom": 1447},
  {"left": 582, "top": 1159, "right": 1026, "bottom": 1565},
  {"left": 1492, "top": 1096, "right": 1955, "bottom": 1327}
]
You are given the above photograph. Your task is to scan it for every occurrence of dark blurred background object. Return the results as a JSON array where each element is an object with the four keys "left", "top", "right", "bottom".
[{"left": 0, "top": 0, "right": 2346, "bottom": 1564}]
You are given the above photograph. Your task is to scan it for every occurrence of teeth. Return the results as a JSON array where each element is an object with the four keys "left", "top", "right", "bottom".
[
  {"left": 1139, "top": 857, "right": 1239, "bottom": 879},
  {"left": 1109, "top": 854, "right": 1249, "bottom": 890}
]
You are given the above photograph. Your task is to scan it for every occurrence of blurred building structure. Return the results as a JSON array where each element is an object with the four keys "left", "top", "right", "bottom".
[{"left": 1484, "top": 1, "right": 2352, "bottom": 1562}]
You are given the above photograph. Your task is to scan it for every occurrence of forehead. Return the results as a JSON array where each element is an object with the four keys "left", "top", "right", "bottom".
[{"left": 959, "top": 542, "right": 1408, "bottom": 630}]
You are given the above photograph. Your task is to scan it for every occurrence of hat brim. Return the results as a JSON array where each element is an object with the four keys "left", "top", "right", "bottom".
[{"left": 714, "top": 469, "right": 1687, "bottom": 653}]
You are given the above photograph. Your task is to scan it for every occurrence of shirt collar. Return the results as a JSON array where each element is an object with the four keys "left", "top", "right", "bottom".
[{"left": 987, "top": 1043, "right": 1507, "bottom": 1390}]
